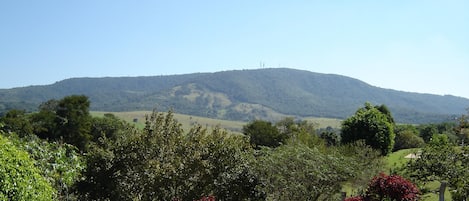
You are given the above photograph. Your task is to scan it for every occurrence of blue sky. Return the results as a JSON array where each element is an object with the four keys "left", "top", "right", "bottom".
[{"left": 1, "top": 1, "right": 468, "bottom": 98}]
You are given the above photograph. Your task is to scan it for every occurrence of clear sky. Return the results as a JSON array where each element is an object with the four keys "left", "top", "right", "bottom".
[{"left": 1, "top": 1, "right": 468, "bottom": 98}]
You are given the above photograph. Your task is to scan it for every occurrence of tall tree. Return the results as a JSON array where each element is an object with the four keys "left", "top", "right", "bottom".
[
  {"left": 30, "top": 99, "right": 59, "bottom": 139},
  {"left": 55, "top": 95, "right": 92, "bottom": 151},
  {"left": 243, "top": 120, "right": 285, "bottom": 148},
  {"left": 341, "top": 102, "right": 396, "bottom": 155}
]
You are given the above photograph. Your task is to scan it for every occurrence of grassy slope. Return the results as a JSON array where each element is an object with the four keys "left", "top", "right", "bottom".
[{"left": 92, "top": 111, "right": 342, "bottom": 133}]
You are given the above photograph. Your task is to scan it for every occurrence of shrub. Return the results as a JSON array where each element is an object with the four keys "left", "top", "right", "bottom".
[
  {"left": 346, "top": 173, "right": 420, "bottom": 201},
  {"left": 0, "top": 134, "right": 56, "bottom": 200},
  {"left": 365, "top": 173, "right": 420, "bottom": 201}
]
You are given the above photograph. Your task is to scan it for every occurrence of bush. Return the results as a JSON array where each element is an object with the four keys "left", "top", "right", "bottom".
[
  {"left": 0, "top": 134, "right": 56, "bottom": 200},
  {"left": 365, "top": 173, "right": 420, "bottom": 200},
  {"left": 346, "top": 173, "right": 420, "bottom": 201}
]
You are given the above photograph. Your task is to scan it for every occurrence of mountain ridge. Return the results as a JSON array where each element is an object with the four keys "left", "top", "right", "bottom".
[{"left": 1, "top": 68, "right": 468, "bottom": 124}]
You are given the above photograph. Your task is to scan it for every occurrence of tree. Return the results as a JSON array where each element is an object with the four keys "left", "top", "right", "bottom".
[
  {"left": 255, "top": 140, "right": 382, "bottom": 200},
  {"left": 404, "top": 134, "right": 469, "bottom": 200},
  {"left": 78, "top": 110, "right": 262, "bottom": 201},
  {"left": 456, "top": 110, "right": 469, "bottom": 145},
  {"left": 418, "top": 124, "right": 438, "bottom": 143},
  {"left": 393, "top": 125, "right": 424, "bottom": 151},
  {"left": 243, "top": 120, "right": 285, "bottom": 148},
  {"left": 255, "top": 144, "right": 352, "bottom": 200},
  {"left": 29, "top": 95, "right": 93, "bottom": 151},
  {"left": 30, "top": 99, "right": 59, "bottom": 140},
  {"left": 0, "top": 133, "right": 56, "bottom": 200},
  {"left": 0, "top": 109, "right": 33, "bottom": 137},
  {"left": 55, "top": 95, "right": 92, "bottom": 151},
  {"left": 89, "top": 113, "right": 129, "bottom": 143},
  {"left": 341, "top": 103, "right": 396, "bottom": 155},
  {"left": 320, "top": 130, "right": 340, "bottom": 146}
]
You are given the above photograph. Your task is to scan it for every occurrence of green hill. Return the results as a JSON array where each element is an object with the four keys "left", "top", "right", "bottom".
[{"left": 1, "top": 68, "right": 468, "bottom": 124}]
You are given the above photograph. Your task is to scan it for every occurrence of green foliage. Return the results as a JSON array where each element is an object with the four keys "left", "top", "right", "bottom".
[
  {"left": 55, "top": 95, "right": 92, "bottom": 151},
  {"left": 78, "top": 110, "right": 261, "bottom": 200},
  {"left": 2, "top": 127, "right": 85, "bottom": 200},
  {"left": 243, "top": 120, "right": 285, "bottom": 148},
  {"left": 418, "top": 124, "right": 439, "bottom": 143},
  {"left": 28, "top": 95, "right": 92, "bottom": 151},
  {"left": 456, "top": 111, "right": 469, "bottom": 145},
  {"left": 1, "top": 68, "right": 467, "bottom": 124},
  {"left": 341, "top": 103, "right": 396, "bottom": 155},
  {"left": 393, "top": 125, "right": 424, "bottom": 151},
  {"left": 0, "top": 109, "right": 33, "bottom": 137},
  {"left": 0, "top": 133, "right": 56, "bottom": 200},
  {"left": 254, "top": 144, "right": 349, "bottom": 200},
  {"left": 254, "top": 141, "right": 383, "bottom": 201},
  {"left": 30, "top": 100, "right": 59, "bottom": 139},
  {"left": 404, "top": 136, "right": 469, "bottom": 200},
  {"left": 337, "top": 141, "right": 384, "bottom": 190},
  {"left": 20, "top": 135, "right": 84, "bottom": 200},
  {"left": 320, "top": 130, "right": 340, "bottom": 146},
  {"left": 90, "top": 113, "right": 130, "bottom": 143}
]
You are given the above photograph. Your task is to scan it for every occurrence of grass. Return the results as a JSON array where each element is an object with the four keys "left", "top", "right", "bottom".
[
  {"left": 384, "top": 149, "right": 452, "bottom": 201},
  {"left": 92, "top": 111, "right": 343, "bottom": 133},
  {"left": 303, "top": 117, "right": 343, "bottom": 129},
  {"left": 385, "top": 148, "right": 419, "bottom": 173},
  {"left": 92, "top": 111, "right": 246, "bottom": 133}
]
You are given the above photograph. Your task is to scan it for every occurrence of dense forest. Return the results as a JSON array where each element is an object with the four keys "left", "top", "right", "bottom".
[
  {"left": 1, "top": 95, "right": 469, "bottom": 200},
  {"left": 1, "top": 68, "right": 468, "bottom": 124}
]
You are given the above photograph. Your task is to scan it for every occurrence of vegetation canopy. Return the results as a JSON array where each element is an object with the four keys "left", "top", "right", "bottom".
[{"left": 341, "top": 103, "right": 396, "bottom": 155}]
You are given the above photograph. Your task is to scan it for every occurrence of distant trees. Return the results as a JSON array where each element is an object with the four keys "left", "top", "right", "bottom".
[
  {"left": 0, "top": 109, "right": 33, "bottom": 137},
  {"left": 27, "top": 95, "right": 92, "bottom": 151},
  {"left": 243, "top": 120, "right": 286, "bottom": 148},
  {"left": 456, "top": 109, "right": 469, "bottom": 145},
  {"left": 393, "top": 125, "right": 424, "bottom": 151},
  {"left": 341, "top": 102, "right": 396, "bottom": 155}
]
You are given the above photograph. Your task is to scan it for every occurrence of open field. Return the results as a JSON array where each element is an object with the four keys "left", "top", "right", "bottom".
[
  {"left": 92, "top": 111, "right": 343, "bottom": 133},
  {"left": 385, "top": 148, "right": 419, "bottom": 173}
]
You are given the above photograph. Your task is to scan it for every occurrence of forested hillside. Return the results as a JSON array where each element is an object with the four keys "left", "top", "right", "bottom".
[{"left": 1, "top": 68, "right": 468, "bottom": 123}]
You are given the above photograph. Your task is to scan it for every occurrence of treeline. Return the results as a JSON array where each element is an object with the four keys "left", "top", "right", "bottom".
[{"left": 1, "top": 95, "right": 468, "bottom": 200}]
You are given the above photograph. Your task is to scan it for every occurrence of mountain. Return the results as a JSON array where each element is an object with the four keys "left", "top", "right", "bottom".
[{"left": 1, "top": 68, "right": 468, "bottom": 124}]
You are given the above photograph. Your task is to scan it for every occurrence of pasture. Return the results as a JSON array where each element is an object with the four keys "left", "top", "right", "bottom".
[{"left": 92, "top": 111, "right": 342, "bottom": 133}]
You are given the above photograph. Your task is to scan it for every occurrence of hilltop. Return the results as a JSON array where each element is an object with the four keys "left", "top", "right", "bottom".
[{"left": 1, "top": 68, "right": 468, "bottom": 123}]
